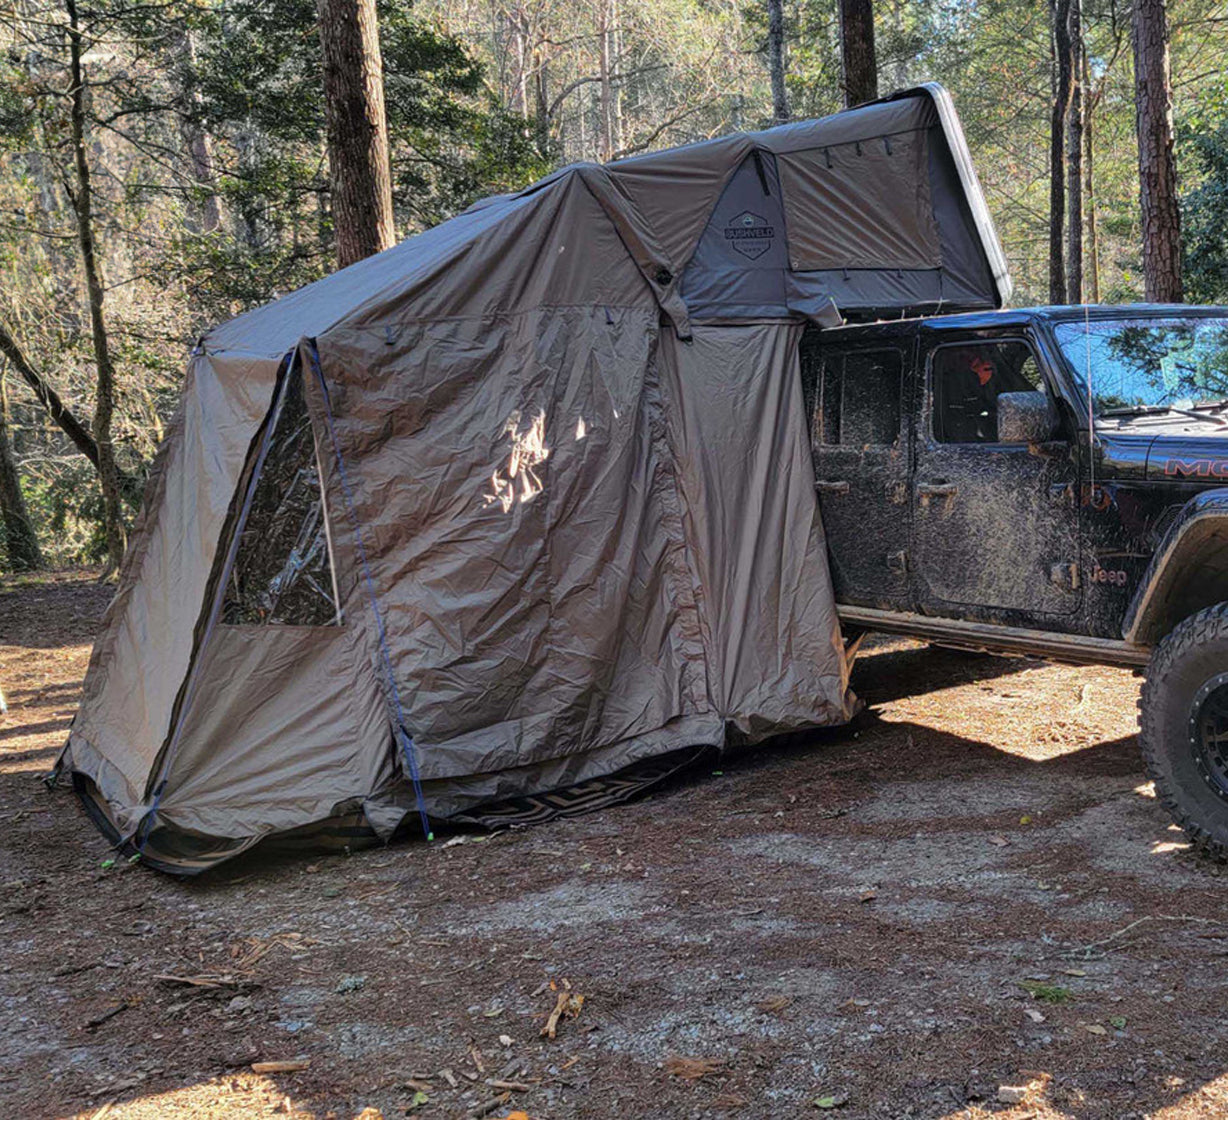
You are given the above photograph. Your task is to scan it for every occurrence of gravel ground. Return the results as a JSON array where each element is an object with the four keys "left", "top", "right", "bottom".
[{"left": 2, "top": 570, "right": 1227, "bottom": 1120}]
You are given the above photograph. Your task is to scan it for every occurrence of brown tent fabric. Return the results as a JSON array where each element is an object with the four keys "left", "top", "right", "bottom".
[{"left": 60, "top": 85, "right": 1010, "bottom": 872}]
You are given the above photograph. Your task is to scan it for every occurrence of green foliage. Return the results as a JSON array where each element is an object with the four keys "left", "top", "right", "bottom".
[
  {"left": 3, "top": 0, "right": 1227, "bottom": 572},
  {"left": 1018, "top": 980, "right": 1072, "bottom": 1003},
  {"left": 0, "top": 59, "right": 35, "bottom": 145},
  {"left": 21, "top": 462, "right": 110, "bottom": 566},
  {"left": 1182, "top": 81, "right": 1228, "bottom": 304},
  {"left": 177, "top": 0, "right": 548, "bottom": 313}
]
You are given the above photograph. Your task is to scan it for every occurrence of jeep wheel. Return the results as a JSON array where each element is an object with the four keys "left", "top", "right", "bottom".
[{"left": 1140, "top": 603, "right": 1228, "bottom": 859}]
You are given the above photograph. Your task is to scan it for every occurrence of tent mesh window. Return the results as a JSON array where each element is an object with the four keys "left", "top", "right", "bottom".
[{"left": 222, "top": 371, "right": 340, "bottom": 626}]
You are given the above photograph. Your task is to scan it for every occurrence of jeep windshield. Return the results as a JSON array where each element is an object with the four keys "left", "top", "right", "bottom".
[{"left": 1052, "top": 315, "right": 1228, "bottom": 422}]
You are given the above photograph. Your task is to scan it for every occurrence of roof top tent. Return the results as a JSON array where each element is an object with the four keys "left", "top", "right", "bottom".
[{"left": 60, "top": 84, "right": 1011, "bottom": 873}]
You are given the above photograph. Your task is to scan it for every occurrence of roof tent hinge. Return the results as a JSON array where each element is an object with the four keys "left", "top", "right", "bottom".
[
  {"left": 883, "top": 135, "right": 893, "bottom": 155},
  {"left": 823, "top": 148, "right": 832, "bottom": 169},
  {"left": 855, "top": 140, "right": 863, "bottom": 157},
  {"left": 751, "top": 149, "right": 771, "bottom": 196}
]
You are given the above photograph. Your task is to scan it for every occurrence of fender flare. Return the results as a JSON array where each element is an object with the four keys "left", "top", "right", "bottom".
[{"left": 1124, "top": 489, "right": 1228, "bottom": 646}]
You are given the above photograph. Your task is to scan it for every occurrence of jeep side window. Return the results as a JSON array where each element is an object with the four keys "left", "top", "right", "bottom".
[
  {"left": 931, "top": 341, "right": 1043, "bottom": 444},
  {"left": 817, "top": 349, "right": 902, "bottom": 448}
]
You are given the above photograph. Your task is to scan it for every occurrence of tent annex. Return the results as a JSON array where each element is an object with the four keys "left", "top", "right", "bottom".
[{"left": 60, "top": 85, "right": 1010, "bottom": 872}]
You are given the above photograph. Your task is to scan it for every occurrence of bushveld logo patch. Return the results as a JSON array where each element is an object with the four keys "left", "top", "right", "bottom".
[{"left": 724, "top": 210, "right": 775, "bottom": 260}]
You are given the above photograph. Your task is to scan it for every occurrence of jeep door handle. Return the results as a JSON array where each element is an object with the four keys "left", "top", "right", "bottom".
[
  {"left": 917, "top": 481, "right": 958, "bottom": 498},
  {"left": 815, "top": 479, "right": 851, "bottom": 496}
]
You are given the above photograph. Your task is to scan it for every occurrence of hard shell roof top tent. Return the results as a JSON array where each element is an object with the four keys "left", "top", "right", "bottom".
[{"left": 61, "top": 84, "right": 1010, "bottom": 872}]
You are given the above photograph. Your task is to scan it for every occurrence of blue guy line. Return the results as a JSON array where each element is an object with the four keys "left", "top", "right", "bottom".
[{"left": 306, "top": 342, "right": 433, "bottom": 842}]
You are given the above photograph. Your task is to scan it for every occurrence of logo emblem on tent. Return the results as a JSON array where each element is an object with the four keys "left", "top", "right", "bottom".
[{"left": 724, "top": 210, "right": 775, "bottom": 260}]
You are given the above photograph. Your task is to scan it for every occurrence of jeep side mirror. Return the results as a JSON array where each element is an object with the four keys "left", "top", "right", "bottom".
[{"left": 997, "top": 391, "right": 1058, "bottom": 444}]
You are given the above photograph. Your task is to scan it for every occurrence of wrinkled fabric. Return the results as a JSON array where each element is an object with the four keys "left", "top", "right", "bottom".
[
  {"left": 62, "top": 86, "right": 1009, "bottom": 869},
  {"left": 778, "top": 128, "right": 939, "bottom": 272},
  {"left": 657, "top": 324, "right": 849, "bottom": 734},
  {"left": 64, "top": 351, "right": 282, "bottom": 834}
]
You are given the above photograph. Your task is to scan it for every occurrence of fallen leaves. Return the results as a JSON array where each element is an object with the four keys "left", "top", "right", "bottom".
[
  {"left": 232, "top": 931, "right": 311, "bottom": 970},
  {"left": 664, "top": 1056, "right": 724, "bottom": 1081},
  {"left": 540, "top": 978, "right": 584, "bottom": 1039},
  {"left": 755, "top": 994, "right": 792, "bottom": 1014}
]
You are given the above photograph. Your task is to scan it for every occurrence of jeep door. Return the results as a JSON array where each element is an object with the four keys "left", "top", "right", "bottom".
[
  {"left": 805, "top": 336, "right": 911, "bottom": 609},
  {"left": 911, "top": 330, "right": 1083, "bottom": 624}
]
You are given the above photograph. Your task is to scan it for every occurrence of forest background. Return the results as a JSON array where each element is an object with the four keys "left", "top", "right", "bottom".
[{"left": 0, "top": 0, "right": 1224, "bottom": 571}]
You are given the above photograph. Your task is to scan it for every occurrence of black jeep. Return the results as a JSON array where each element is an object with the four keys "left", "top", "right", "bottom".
[{"left": 800, "top": 304, "right": 1228, "bottom": 855}]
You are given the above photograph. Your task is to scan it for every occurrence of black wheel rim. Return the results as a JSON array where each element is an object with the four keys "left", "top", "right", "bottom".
[{"left": 1190, "top": 672, "right": 1228, "bottom": 803}]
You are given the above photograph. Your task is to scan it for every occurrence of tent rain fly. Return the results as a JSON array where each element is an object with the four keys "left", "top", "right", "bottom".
[{"left": 60, "top": 84, "right": 1010, "bottom": 872}]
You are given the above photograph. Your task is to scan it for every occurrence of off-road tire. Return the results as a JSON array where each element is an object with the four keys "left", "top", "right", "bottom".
[{"left": 1140, "top": 602, "right": 1228, "bottom": 860}]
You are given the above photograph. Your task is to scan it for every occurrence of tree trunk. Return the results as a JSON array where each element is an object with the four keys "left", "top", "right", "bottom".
[
  {"left": 0, "top": 363, "right": 42, "bottom": 572},
  {"left": 509, "top": 5, "right": 529, "bottom": 118},
  {"left": 1132, "top": 0, "right": 1183, "bottom": 301},
  {"left": 0, "top": 318, "right": 102, "bottom": 469},
  {"left": 66, "top": 0, "right": 127, "bottom": 577},
  {"left": 837, "top": 0, "right": 878, "bottom": 109},
  {"left": 1048, "top": 0, "right": 1072, "bottom": 304},
  {"left": 1085, "top": 52, "right": 1100, "bottom": 303},
  {"left": 1065, "top": 0, "right": 1083, "bottom": 304},
  {"left": 176, "top": 26, "right": 223, "bottom": 234},
  {"left": 533, "top": 43, "right": 551, "bottom": 159},
  {"left": 316, "top": 0, "right": 396, "bottom": 268},
  {"left": 610, "top": 0, "right": 624, "bottom": 156},
  {"left": 597, "top": 0, "right": 614, "bottom": 159},
  {"left": 767, "top": 0, "right": 790, "bottom": 125}
]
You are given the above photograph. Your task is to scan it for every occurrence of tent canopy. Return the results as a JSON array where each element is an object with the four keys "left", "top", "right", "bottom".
[{"left": 62, "top": 85, "right": 1010, "bottom": 871}]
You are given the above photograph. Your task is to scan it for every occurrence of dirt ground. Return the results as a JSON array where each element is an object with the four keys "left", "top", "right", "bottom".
[{"left": 2, "top": 570, "right": 1227, "bottom": 1121}]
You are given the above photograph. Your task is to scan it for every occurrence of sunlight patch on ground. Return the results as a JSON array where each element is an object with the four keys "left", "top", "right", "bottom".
[
  {"left": 1151, "top": 839, "right": 1192, "bottom": 855},
  {"left": 72, "top": 1071, "right": 300, "bottom": 1120}
]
